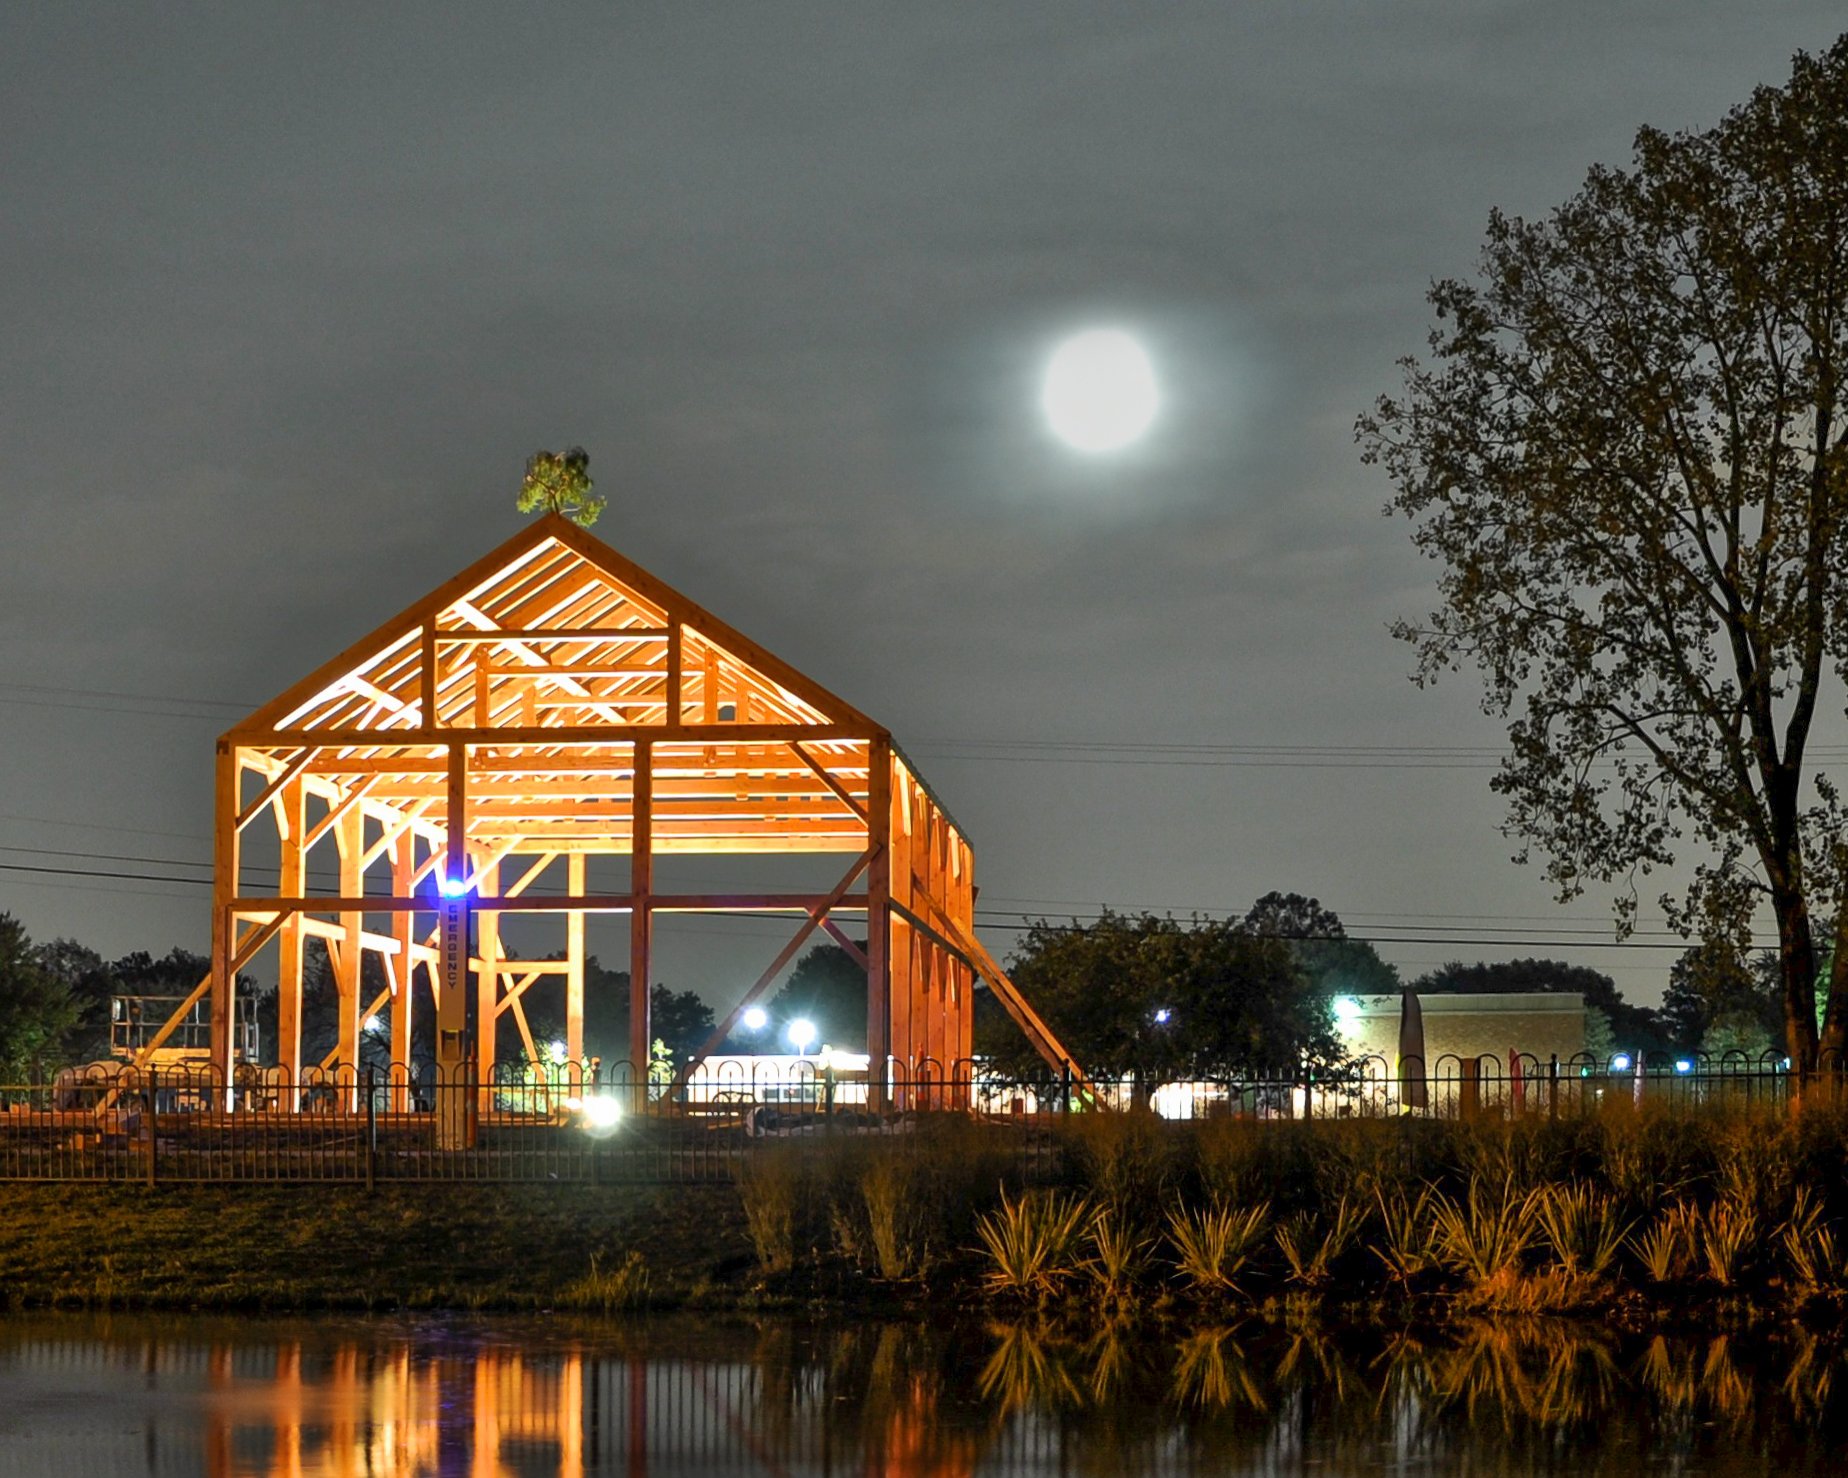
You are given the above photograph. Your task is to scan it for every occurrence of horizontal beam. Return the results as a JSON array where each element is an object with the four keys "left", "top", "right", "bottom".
[
  {"left": 232, "top": 892, "right": 869, "bottom": 915},
  {"left": 433, "top": 627, "right": 671, "bottom": 643},
  {"left": 225, "top": 722, "right": 878, "bottom": 746}
]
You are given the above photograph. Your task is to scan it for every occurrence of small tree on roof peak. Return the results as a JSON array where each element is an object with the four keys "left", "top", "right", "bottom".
[{"left": 517, "top": 447, "right": 604, "bottom": 528}]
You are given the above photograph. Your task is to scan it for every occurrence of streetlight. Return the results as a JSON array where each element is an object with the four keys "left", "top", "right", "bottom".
[
  {"left": 787, "top": 1018, "right": 817, "bottom": 1056},
  {"left": 742, "top": 1006, "right": 768, "bottom": 1033}
]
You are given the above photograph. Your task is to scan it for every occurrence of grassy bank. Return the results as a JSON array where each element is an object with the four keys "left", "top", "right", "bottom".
[
  {"left": 8, "top": 1101, "right": 1848, "bottom": 1322},
  {"left": 0, "top": 1182, "right": 756, "bottom": 1312}
]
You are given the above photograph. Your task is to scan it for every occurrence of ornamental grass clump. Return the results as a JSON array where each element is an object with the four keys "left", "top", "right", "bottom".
[
  {"left": 1428, "top": 1176, "right": 1537, "bottom": 1286},
  {"left": 1166, "top": 1200, "right": 1271, "bottom": 1295},
  {"left": 1275, "top": 1193, "right": 1365, "bottom": 1288},
  {"left": 1373, "top": 1186, "right": 1440, "bottom": 1286},
  {"left": 1698, "top": 1197, "right": 1758, "bottom": 1288},
  {"left": 1781, "top": 1188, "right": 1848, "bottom": 1296},
  {"left": 1634, "top": 1202, "right": 1700, "bottom": 1286},
  {"left": 974, "top": 1190, "right": 1096, "bottom": 1301},
  {"left": 1534, "top": 1182, "right": 1632, "bottom": 1279},
  {"left": 738, "top": 1148, "right": 810, "bottom": 1273},
  {"left": 1084, "top": 1207, "right": 1155, "bottom": 1304},
  {"left": 861, "top": 1155, "right": 933, "bottom": 1280}
]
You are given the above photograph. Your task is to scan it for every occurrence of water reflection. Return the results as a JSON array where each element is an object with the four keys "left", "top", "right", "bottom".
[{"left": 2, "top": 1313, "right": 1847, "bottom": 1475}]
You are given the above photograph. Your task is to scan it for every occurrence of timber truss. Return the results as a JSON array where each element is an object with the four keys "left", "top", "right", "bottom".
[{"left": 154, "top": 514, "right": 1087, "bottom": 1116}]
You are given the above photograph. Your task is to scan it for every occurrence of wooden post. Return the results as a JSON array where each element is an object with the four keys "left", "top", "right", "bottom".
[
  {"left": 629, "top": 740, "right": 653, "bottom": 1099},
  {"left": 389, "top": 831, "right": 414, "bottom": 1112},
  {"left": 209, "top": 742, "right": 238, "bottom": 1102},
  {"left": 335, "top": 806, "right": 364, "bottom": 1107},
  {"left": 437, "top": 744, "right": 469, "bottom": 1148},
  {"left": 1460, "top": 1057, "right": 1481, "bottom": 1121},
  {"left": 277, "top": 779, "right": 305, "bottom": 1109},
  {"left": 567, "top": 854, "right": 586, "bottom": 1064},
  {"left": 866, "top": 739, "right": 892, "bottom": 1111},
  {"left": 475, "top": 859, "right": 502, "bottom": 1115}
]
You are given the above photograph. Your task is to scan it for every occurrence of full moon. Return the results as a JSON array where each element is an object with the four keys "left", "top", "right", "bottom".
[{"left": 1040, "top": 328, "right": 1159, "bottom": 453}]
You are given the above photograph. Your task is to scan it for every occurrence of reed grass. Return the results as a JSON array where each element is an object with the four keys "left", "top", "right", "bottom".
[
  {"left": 1167, "top": 1200, "right": 1271, "bottom": 1294},
  {"left": 974, "top": 1190, "right": 1096, "bottom": 1301},
  {"left": 1276, "top": 1193, "right": 1364, "bottom": 1287}
]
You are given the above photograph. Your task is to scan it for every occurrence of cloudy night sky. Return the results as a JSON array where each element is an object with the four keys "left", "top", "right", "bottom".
[{"left": 3, "top": 4, "right": 1843, "bottom": 1007}]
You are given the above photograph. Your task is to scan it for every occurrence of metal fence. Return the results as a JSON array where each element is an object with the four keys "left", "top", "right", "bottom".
[{"left": 0, "top": 1050, "right": 1818, "bottom": 1185}]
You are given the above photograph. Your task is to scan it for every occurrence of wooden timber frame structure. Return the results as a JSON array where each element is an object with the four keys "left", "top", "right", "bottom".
[{"left": 167, "top": 514, "right": 1086, "bottom": 1133}]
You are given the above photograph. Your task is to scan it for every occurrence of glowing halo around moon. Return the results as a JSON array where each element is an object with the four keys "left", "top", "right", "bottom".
[{"left": 1040, "top": 328, "right": 1160, "bottom": 453}]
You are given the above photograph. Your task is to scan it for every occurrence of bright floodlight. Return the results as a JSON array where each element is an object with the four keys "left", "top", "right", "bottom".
[
  {"left": 1333, "top": 997, "right": 1362, "bottom": 1024},
  {"left": 549, "top": 1040, "right": 568, "bottom": 1065},
  {"left": 1611, "top": 1053, "right": 1633, "bottom": 1071},
  {"left": 578, "top": 1096, "right": 622, "bottom": 1137},
  {"left": 1153, "top": 1007, "right": 1172, "bottom": 1025},
  {"left": 787, "top": 1018, "right": 817, "bottom": 1053},
  {"left": 437, "top": 874, "right": 469, "bottom": 899},
  {"left": 742, "top": 1006, "right": 769, "bottom": 1032},
  {"left": 1675, "top": 1058, "right": 1693, "bottom": 1074},
  {"left": 1041, "top": 328, "right": 1159, "bottom": 453}
]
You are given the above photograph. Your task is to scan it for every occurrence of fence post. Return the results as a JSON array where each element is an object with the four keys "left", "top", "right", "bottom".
[
  {"left": 1547, "top": 1055, "right": 1558, "bottom": 1120},
  {"left": 145, "top": 1064, "right": 158, "bottom": 1189},
  {"left": 1061, "top": 1060, "right": 1072, "bottom": 1115},
  {"left": 823, "top": 1063, "right": 836, "bottom": 1119},
  {"left": 364, "top": 1065, "right": 376, "bottom": 1192},
  {"left": 1460, "top": 1058, "right": 1481, "bottom": 1121}
]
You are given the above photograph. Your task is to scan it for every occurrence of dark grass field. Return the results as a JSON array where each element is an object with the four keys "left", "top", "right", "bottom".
[{"left": 0, "top": 1181, "right": 757, "bottom": 1311}]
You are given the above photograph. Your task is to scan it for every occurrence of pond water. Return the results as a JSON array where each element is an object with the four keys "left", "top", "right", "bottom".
[{"left": 1, "top": 1312, "right": 1845, "bottom": 1476}]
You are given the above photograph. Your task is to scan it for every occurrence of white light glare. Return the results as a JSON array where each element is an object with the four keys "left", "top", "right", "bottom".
[
  {"left": 437, "top": 875, "right": 469, "bottom": 899},
  {"left": 364, "top": 1014, "right": 382, "bottom": 1034},
  {"left": 1041, "top": 328, "right": 1159, "bottom": 453},
  {"left": 787, "top": 1018, "right": 818, "bottom": 1052},
  {"left": 742, "top": 1006, "right": 769, "bottom": 1032},
  {"left": 1675, "top": 1058, "right": 1693, "bottom": 1074},
  {"left": 1153, "top": 1008, "right": 1172, "bottom": 1025},
  {"left": 578, "top": 1096, "right": 622, "bottom": 1136},
  {"left": 1333, "top": 997, "right": 1362, "bottom": 1024},
  {"left": 1611, "top": 1054, "right": 1633, "bottom": 1072}
]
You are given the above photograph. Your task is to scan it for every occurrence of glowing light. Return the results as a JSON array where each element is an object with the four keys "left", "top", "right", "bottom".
[
  {"left": 1041, "top": 328, "right": 1159, "bottom": 452},
  {"left": 1333, "top": 997, "right": 1362, "bottom": 1024},
  {"left": 549, "top": 1040, "right": 568, "bottom": 1065},
  {"left": 437, "top": 875, "right": 470, "bottom": 899},
  {"left": 364, "top": 1014, "right": 382, "bottom": 1034},
  {"left": 742, "top": 1006, "right": 769, "bottom": 1032},
  {"left": 578, "top": 1096, "right": 622, "bottom": 1136},
  {"left": 1611, "top": 1053, "right": 1633, "bottom": 1071},
  {"left": 787, "top": 1018, "right": 817, "bottom": 1053},
  {"left": 1675, "top": 1058, "right": 1693, "bottom": 1074},
  {"left": 1153, "top": 1007, "right": 1172, "bottom": 1025}
]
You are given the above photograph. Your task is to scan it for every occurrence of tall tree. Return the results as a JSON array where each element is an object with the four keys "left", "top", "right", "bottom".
[
  {"left": 764, "top": 942, "right": 867, "bottom": 1050},
  {"left": 1240, "top": 891, "right": 1401, "bottom": 997},
  {"left": 978, "top": 911, "right": 1339, "bottom": 1091},
  {"left": 1661, "top": 939, "right": 1781, "bottom": 1054},
  {"left": 0, "top": 914, "right": 79, "bottom": 1080},
  {"left": 517, "top": 447, "right": 604, "bottom": 528},
  {"left": 1361, "top": 39, "right": 1848, "bottom": 1070}
]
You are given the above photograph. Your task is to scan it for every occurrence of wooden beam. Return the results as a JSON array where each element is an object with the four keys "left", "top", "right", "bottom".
[
  {"left": 629, "top": 740, "right": 653, "bottom": 1082},
  {"left": 434, "top": 627, "right": 671, "bottom": 644},
  {"left": 791, "top": 740, "right": 871, "bottom": 824},
  {"left": 567, "top": 853, "right": 586, "bottom": 1062},
  {"left": 821, "top": 918, "right": 869, "bottom": 970},
  {"left": 230, "top": 723, "right": 874, "bottom": 747},
  {"left": 865, "top": 738, "right": 892, "bottom": 1107},
  {"left": 235, "top": 749, "right": 313, "bottom": 832}
]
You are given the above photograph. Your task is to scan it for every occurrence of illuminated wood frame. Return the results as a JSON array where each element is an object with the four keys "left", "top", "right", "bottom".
[{"left": 180, "top": 513, "right": 1083, "bottom": 1112}]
